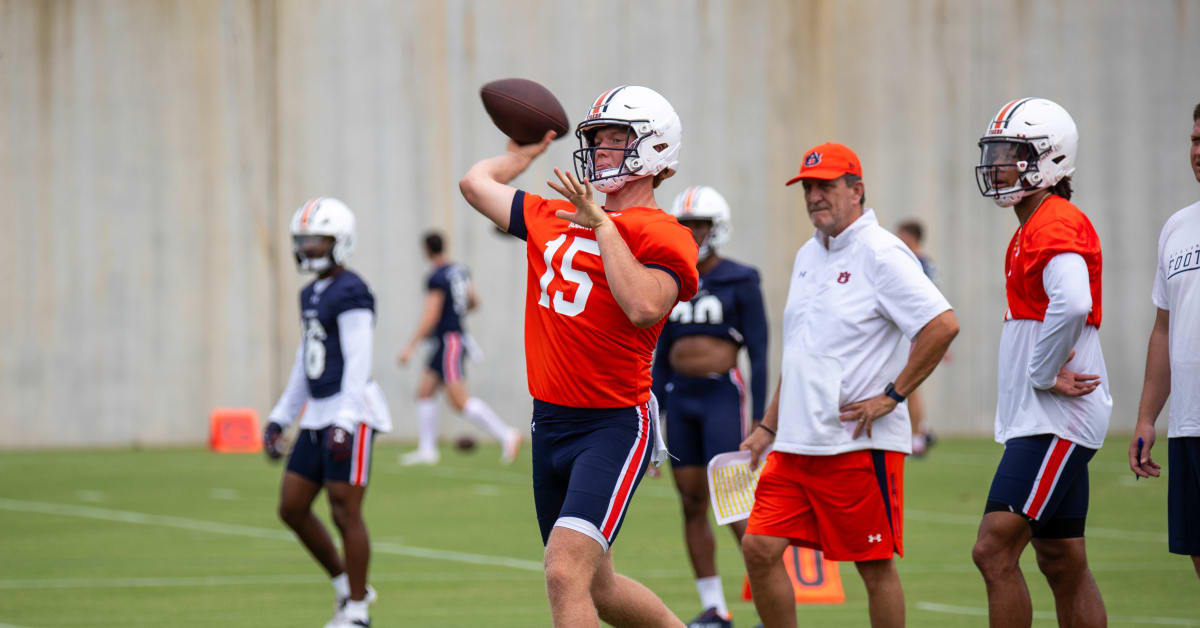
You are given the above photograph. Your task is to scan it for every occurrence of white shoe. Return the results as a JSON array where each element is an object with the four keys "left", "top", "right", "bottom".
[
  {"left": 399, "top": 449, "right": 440, "bottom": 466},
  {"left": 325, "top": 585, "right": 376, "bottom": 628},
  {"left": 500, "top": 431, "right": 522, "bottom": 465}
]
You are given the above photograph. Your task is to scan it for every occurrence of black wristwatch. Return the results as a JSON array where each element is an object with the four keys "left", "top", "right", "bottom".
[{"left": 884, "top": 382, "right": 906, "bottom": 403}]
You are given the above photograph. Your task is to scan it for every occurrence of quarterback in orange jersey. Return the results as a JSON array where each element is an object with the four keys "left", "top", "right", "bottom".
[
  {"left": 972, "top": 98, "right": 1111, "bottom": 628},
  {"left": 459, "top": 85, "right": 698, "bottom": 628}
]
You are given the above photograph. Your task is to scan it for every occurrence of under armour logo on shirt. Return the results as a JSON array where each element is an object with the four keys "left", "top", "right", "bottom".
[
  {"left": 868, "top": 534, "right": 882, "bottom": 543},
  {"left": 838, "top": 271, "right": 851, "bottom": 284}
]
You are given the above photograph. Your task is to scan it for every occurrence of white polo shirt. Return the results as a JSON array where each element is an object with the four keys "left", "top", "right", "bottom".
[
  {"left": 1153, "top": 200, "right": 1200, "bottom": 438},
  {"left": 777, "top": 210, "right": 952, "bottom": 455}
]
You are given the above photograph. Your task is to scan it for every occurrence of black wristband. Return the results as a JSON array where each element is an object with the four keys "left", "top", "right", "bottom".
[
  {"left": 757, "top": 423, "right": 776, "bottom": 436},
  {"left": 884, "top": 382, "right": 906, "bottom": 403}
]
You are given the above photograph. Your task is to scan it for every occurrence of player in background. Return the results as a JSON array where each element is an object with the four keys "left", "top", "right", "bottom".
[
  {"left": 654, "top": 185, "right": 768, "bottom": 628},
  {"left": 397, "top": 230, "right": 521, "bottom": 466},
  {"left": 895, "top": 219, "right": 938, "bottom": 457},
  {"left": 459, "top": 85, "right": 698, "bottom": 627},
  {"left": 1129, "top": 102, "right": 1200, "bottom": 579},
  {"left": 263, "top": 197, "right": 392, "bottom": 628},
  {"left": 971, "top": 98, "right": 1110, "bottom": 627}
]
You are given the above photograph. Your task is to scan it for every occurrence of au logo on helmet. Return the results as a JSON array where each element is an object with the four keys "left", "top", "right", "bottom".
[{"left": 804, "top": 152, "right": 823, "bottom": 167}]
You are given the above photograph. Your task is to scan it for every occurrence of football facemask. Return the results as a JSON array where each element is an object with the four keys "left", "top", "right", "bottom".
[
  {"left": 572, "top": 123, "right": 647, "bottom": 193},
  {"left": 293, "top": 235, "right": 336, "bottom": 273},
  {"left": 975, "top": 138, "right": 1043, "bottom": 207}
]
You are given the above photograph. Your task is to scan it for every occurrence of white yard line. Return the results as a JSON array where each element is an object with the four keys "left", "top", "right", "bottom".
[
  {"left": 0, "top": 498, "right": 543, "bottom": 572},
  {"left": 0, "top": 571, "right": 538, "bottom": 591},
  {"left": 916, "top": 601, "right": 1200, "bottom": 626},
  {"left": 906, "top": 509, "right": 1168, "bottom": 543}
]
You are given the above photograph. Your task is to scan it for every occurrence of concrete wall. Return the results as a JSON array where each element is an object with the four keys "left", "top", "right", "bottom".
[{"left": 3, "top": 0, "right": 1198, "bottom": 447}]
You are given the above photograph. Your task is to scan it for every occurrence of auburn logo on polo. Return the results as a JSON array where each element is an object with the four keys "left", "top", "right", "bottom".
[
  {"left": 837, "top": 271, "right": 851, "bottom": 284},
  {"left": 804, "top": 152, "right": 822, "bottom": 167}
]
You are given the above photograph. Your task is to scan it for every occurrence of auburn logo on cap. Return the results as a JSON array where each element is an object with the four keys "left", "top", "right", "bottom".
[{"left": 804, "top": 152, "right": 823, "bottom": 167}]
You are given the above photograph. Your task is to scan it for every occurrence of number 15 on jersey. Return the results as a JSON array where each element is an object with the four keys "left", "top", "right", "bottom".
[{"left": 537, "top": 234, "right": 599, "bottom": 317}]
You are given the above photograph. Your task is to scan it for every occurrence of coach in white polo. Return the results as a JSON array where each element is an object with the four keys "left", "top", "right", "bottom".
[
  {"left": 740, "top": 142, "right": 958, "bottom": 628},
  {"left": 1130, "top": 102, "right": 1200, "bottom": 579}
]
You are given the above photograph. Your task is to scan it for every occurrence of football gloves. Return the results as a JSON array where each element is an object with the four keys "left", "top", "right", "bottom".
[{"left": 263, "top": 421, "right": 284, "bottom": 460}]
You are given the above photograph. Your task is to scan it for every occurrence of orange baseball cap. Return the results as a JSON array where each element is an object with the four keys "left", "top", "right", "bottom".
[{"left": 785, "top": 142, "right": 863, "bottom": 185}]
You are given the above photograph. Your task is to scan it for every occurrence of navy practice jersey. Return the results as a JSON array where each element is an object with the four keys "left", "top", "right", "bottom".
[
  {"left": 300, "top": 270, "right": 376, "bottom": 398},
  {"left": 652, "top": 258, "right": 769, "bottom": 419},
  {"left": 427, "top": 263, "right": 471, "bottom": 336}
]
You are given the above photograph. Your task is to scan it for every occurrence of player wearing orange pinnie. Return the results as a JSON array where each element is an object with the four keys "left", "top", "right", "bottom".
[{"left": 459, "top": 85, "right": 697, "bottom": 628}]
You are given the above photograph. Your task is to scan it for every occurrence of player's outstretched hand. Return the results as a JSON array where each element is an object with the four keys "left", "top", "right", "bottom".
[
  {"left": 397, "top": 346, "right": 413, "bottom": 366},
  {"left": 1129, "top": 423, "right": 1162, "bottom": 478},
  {"left": 506, "top": 130, "right": 556, "bottom": 162},
  {"left": 548, "top": 168, "right": 610, "bottom": 230},
  {"left": 740, "top": 424, "right": 774, "bottom": 471},
  {"left": 840, "top": 395, "right": 897, "bottom": 439},
  {"left": 263, "top": 421, "right": 284, "bottom": 461},
  {"left": 1050, "top": 350, "right": 1101, "bottom": 397}
]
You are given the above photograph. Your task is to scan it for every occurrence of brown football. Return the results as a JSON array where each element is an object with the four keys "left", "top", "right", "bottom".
[{"left": 480, "top": 78, "right": 570, "bottom": 145}]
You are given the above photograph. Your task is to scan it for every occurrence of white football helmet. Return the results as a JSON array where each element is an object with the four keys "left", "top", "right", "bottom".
[
  {"left": 976, "top": 97, "right": 1078, "bottom": 207},
  {"left": 573, "top": 85, "right": 682, "bottom": 194},
  {"left": 289, "top": 197, "right": 356, "bottom": 273},
  {"left": 669, "top": 186, "right": 731, "bottom": 261}
]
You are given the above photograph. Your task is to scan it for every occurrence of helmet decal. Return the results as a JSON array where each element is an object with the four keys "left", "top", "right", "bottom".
[
  {"left": 988, "top": 97, "right": 1034, "bottom": 135},
  {"left": 586, "top": 86, "right": 628, "bottom": 121}
]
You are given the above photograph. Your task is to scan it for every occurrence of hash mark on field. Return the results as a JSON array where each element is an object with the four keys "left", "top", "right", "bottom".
[
  {"left": 209, "top": 488, "right": 239, "bottom": 500},
  {"left": 75, "top": 490, "right": 104, "bottom": 503},
  {"left": 473, "top": 484, "right": 501, "bottom": 496},
  {"left": 0, "top": 498, "right": 543, "bottom": 572}
]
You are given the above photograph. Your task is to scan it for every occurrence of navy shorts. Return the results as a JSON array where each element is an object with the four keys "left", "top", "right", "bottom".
[
  {"left": 287, "top": 424, "right": 377, "bottom": 487},
  {"left": 1168, "top": 437, "right": 1200, "bottom": 555},
  {"left": 427, "top": 332, "right": 466, "bottom": 383},
  {"left": 531, "top": 399, "right": 656, "bottom": 551},
  {"left": 984, "top": 434, "right": 1096, "bottom": 538},
  {"left": 665, "top": 369, "right": 748, "bottom": 467}
]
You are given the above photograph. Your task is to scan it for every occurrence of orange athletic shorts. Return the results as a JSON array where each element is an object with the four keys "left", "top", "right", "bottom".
[{"left": 746, "top": 449, "right": 904, "bottom": 562}]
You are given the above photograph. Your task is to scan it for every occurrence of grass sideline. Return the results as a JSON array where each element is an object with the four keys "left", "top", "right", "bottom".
[{"left": 0, "top": 437, "right": 1195, "bottom": 627}]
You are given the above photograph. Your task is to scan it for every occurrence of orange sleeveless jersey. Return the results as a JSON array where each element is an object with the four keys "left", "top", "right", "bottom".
[
  {"left": 513, "top": 190, "right": 699, "bottom": 408},
  {"left": 1004, "top": 195, "right": 1102, "bottom": 327}
]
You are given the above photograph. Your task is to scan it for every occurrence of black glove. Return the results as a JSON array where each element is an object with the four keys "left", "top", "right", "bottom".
[{"left": 263, "top": 421, "right": 284, "bottom": 461}]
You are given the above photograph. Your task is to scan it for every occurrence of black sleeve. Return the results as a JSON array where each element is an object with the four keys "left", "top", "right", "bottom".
[
  {"left": 507, "top": 190, "right": 527, "bottom": 241},
  {"left": 737, "top": 270, "right": 768, "bottom": 420}
]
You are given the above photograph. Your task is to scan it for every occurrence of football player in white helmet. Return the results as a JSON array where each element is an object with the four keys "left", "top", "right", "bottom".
[
  {"left": 268, "top": 197, "right": 392, "bottom": 628},
  {"left": 972, "top": 99, "right": 1111, "bottom": 627},
  {"left": 656, "top": 186, "right": 768, "bottom": 628},
  {"left": 460, "top": 86, "right": 697, "bottom": 627}
]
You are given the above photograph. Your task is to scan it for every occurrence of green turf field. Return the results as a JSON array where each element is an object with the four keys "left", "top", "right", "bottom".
[{"left": 0, "top": 437, "right": 1194, "bottom": 627}]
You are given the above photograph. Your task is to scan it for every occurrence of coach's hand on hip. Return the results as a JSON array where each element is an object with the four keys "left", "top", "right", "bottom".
[{"left": 840, "top": 395, "right": 898, "bottom": 439}]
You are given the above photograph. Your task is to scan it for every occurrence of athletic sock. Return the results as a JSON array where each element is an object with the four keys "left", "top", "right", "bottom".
[
  {"left": 463, "top": 397, "right": 512, "bottom": 443},
  {"left": 416, "top": 398, "right": 439, "bottom": 455},
  {"left": 696, "top": 575, "right": 728, "bottom": 616},
  {"left": 331, "top": 573, "right": 350, "bottom": 600}
]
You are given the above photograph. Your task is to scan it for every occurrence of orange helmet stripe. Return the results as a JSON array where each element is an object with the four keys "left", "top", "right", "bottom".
[
  {"left": 299, "top": 197, "right": 320, "bottom": 228},
  {"left": 682, "top": 186, "right": 698, "bottom": 215},
  {"left": 992, "top": 98, "right": 1031, "bottom": 131}
]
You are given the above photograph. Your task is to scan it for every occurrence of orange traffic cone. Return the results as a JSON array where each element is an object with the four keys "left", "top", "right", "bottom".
[
  {"left": 742, "top": 547, "right": 845, "bottom": 604},
  {"left": 208, "top": 408, "right": 262, "bottom": 453}
]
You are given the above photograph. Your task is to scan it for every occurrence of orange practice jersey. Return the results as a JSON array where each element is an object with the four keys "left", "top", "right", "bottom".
[
  {"left": 510, "top": 190, "right": 699, "bottom": 408},
  {"left": 1004, "top": 195, "right": 1102, "bottom": 327}
]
